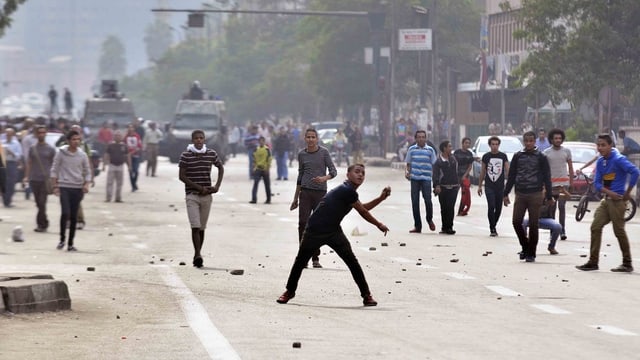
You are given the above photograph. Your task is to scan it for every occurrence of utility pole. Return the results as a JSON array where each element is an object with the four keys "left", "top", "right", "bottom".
[{"left": 431, "top": 0, "right": 438, "bottom": 142}]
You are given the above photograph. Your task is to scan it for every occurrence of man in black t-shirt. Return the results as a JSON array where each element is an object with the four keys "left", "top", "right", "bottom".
[
  {"left": 103, "top": 130, "right": 131, "bottom": 203},
  {"left": 477, "top": 136, "right": 510, "bottom": 237},
  {"left": 277, "top": 164, "right": 390, "bottom": 307},
  {"left": 453, "top": 137, "right": 474, "bottom": 216}
]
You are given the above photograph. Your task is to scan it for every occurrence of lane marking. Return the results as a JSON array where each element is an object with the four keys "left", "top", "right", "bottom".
[
  {"left": 132, "top": 242, "right": 148, "bottom": 249},
  {"left": 226, "top": 197, "right": 237, "bottom": 202},
  {"left": 278, "top": 217, "right": 295, "bottom": 222},
  {"left": 265, "top": 212, "right": 277, "bottom": 217},
  {"left": 531, "top": 304, "right": 571, "bottom": 315},
  {"left": 589, "top": 325, "right": 637, "bottom": 336},
  {"left": 443, "top": 272, "right": 475, "bottom": 280},
  {"left": 389, "top": 257, "right": 438, "bottom": 269},
  {"left": 486, "top": 285, "right": 522, "bottom": 297},
  {"left": 124, "top": 235, "right": 139, "bottom": 240},
  {"left": 156, "top": 265, "right": 241, "bottom": 360}
]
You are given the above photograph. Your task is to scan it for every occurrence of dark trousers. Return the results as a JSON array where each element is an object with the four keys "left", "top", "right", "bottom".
[
  {"left": 3, "top": 161, "right": 17, "bottom": 206},
  {"left": 410, "top": 179, "right": 433, "bottom": 231},
  {"left": 275, "top": 152, "right": 288, "bottom": 179},
  {"left": 129, "top": 156, "right": 140, "bottom": 190},
  {"left": 285, "top": 230, "right": 371, "bottom": 297},
  {"left": 251, "top": 169, "right": 271, "bottom": 202},
  {"left": 438, "top": 187, "right": 459, "bottom": 231},
  {"left": 298, "top": 189, "right": 325, "bottom": 261},
  {"left": 59, "top": 187, "right": 84, "bottom": 246},
  {"left": 485, "top": 185, "right": 504, "bottom": 232},
  {"left": 511, "top": 191, "right": 544, "bottom": 257},
  {"left": 30, "top": 180, "right": 50, "bottom": 229}
]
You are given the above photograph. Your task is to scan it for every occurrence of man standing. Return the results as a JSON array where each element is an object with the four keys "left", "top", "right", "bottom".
[
  {"left": 576, "top": 134, "right": 639, "bottom": 272},
  {"left": 618, "top": 129, "right": 640, "bottom": 156},
  {"left": 272, "top": 126, "right": 291, "bottom": 180},
  {"left": 24, "top": 125, "right": 56, "bottom": 232},
  {"left": 125, "top": 124, "right": 143, "bottom": 192},
  {"left": 277, "top": 164, "right": 390, "bottom": 307},
  {"left": 535, "top": 128, "right": 551, "bottom": 152},
  {"left": 103, "top": 130, "right": 131, "bottom": 203},
  {"left": 50, "top": 130, "right": 91, "bottom": 251},
  {"left": 250, "top": 136, "right": 272, "bottom": 204},
  {"left": 244, "top": 125, "right": 260, "bottom": 179},
  {"left": 543, "top": 128, "right": 573, "bottom": 240},
  {"left": 1, "top": 128, "right": 22, "bottom": 208},
  {"left": 433, "top": 140, "right": 459, "bottom": 235},
  {"left": 290, "top": 128, "right": 337, "bottom": 269},
  {"left": 48, "top": 85, "right": 58, "bottom": 114},
  {"left": 179, "top": 130, "right": 224, "bottom": 268},
  {"left": 453, "top": 137, "right": 474, "bottom": 216},
  {"left": 405, "top": 130, "right": 437, "bottom": 233},
  {"left": 228, "top": 124, "right": 241, "bottom": 158},
  {"left": 63, "top": 88, "right": 73, "bottom": 115},
  {"left": 143, "top": 121, "right": 163, "bottom": 177},
  {"left": 478, "top": 136, "right": 510, "bottom": 237},
  {"left": 504, "top": 131, "right": 554, "bottom": 262}
]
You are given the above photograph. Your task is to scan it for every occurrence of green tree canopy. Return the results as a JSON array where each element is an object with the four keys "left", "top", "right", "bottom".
[
  {"left": 0, "top": 0, "right": 27, "bottom": 38},
  {"left": 144, "top": 19, "right": 173, "bottom": 63}
]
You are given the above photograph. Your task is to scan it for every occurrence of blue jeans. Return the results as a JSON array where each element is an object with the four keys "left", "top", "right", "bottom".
[
  {"left": 522, "top": 217, "right": 562, "bottom": 249},
  {"left": 485, "top": 185, "right": 504, "bottom": 232},
  {"left": 410, "top": 179, "right": 433, "bottom": 231},
  {"left": 129, "top": 156, "right": 140, "bottom": 190},
  {"left": 275, "top": 151, "right": 288, "bottom": 179}
]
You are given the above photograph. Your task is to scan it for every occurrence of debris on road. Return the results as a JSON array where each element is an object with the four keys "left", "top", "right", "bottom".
[
  {"left": 86, "top": 267, "right": 95, "bottom": 272},
  {"left": 230, "top": 269, "right": 244, "bottom": 275}
]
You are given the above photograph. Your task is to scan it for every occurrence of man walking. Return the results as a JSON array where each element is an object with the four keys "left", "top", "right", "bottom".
[
  {"left": 277, "top": 164, "right": 390, "bottom": 307},
  {"left": 143, "top": 121, "right": 163, "bottom": 177},
  {"left": 125, "top": 124, "right": 143, "bottom": 192},
  {"left": 50, "top": 130, "right": 91, "bottom": 251},
  {"left": 1, "top": 128, "right": 22, "bottom": 208},
  {"left": 179, "top": 130, "right": 224, "bottom": 268},
  {"left": 576, "top": 134, "right": 639, "bottom": 272},
  {"left": 103, "top": 130, "right": 131, "bottom": 202},
  {"left": 543, "top": 128, "right": 573, "bottom": 240},
  {"left": 433, "top": 140, "right": 459, "bottom": 234},
  {"left": 272, "top": 126, "right": 291, "bottom": 180},
  {"left": 453, "top": 137, "right": 474, "bottom": 216},
  {"left": 535, "top": 128, "right": 551, "bottom": 152},
  {"left": 24, "top": 125, "right": 57, "bottom": 232},
  {"left": 250, "top": 136, "right": 272, "bottom": 204},
  {"left": 405, "top": 130, "right": 437, "bottom": 233},
  {"left": 478, "top": 136, "right": 510, "bottom": 237},
  {"left": 290, "top": 128, "right": 337, "bottom": 269},
  {"left": 504, "top": 131, "right": 554, "bottom": 262}
]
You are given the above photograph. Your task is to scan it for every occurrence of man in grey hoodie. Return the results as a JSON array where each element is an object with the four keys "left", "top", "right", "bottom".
[{"left": 50, "top": 130, "right": 91, "bottom": 251}]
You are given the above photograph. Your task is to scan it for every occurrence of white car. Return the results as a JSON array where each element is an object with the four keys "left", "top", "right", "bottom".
[{"left": 470, "top": 135, "right": 523, "bottom": 184}]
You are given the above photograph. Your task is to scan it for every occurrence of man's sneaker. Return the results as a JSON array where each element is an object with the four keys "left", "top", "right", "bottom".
[
  {"left": 363, "top": 295, "right": 378, "bottom": 307},
  {"left": 76, "top": 221, "right": 85, "bottom": 230},
  {"left": 611, "top": 264, "right": 634, "bottom": 273},
  {"left": 576, "top": 263, "right": 599, "bottom": 271},
  {"left": 560, "top": 234, "right": 567, "bottom": 240},
  {"left": 34, "top": 227, "right": 47, "bottom": 233},
  {"left": 525, "top": 256, "right": 535, "bottom": 263},
  {"left": 428, "top": 221, "right": 436, "bottom": 231},
  {"left": 56, "top": 241, "right": 65, "bottom": 250},
  {"left": 276, "top": 291, "right": 295, "bottom": 304},
  {"left": 518, "top": 251, "right": 526, "bottom": 260},
  {"left": 67, "top": 246, "right": 78, "bottom": 252},
  {"left": 409, "top": 228, "right": 421, "bottom": 233},
  {"left": 548, "top": 247, "right": 559, "bottom": 255},
  {"left": 312, "top": 260, "right": 323, "bottom": 268},
  {"left": 490, "top": 231, "right": 498, "bottom": 237}
]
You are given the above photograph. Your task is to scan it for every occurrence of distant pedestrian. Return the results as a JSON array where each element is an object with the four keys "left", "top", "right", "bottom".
[
  {"left": 244, "top": 125, "right": 260, "bottom": 179},
  {"left": 618, "top": 129, "right": 640, "bottom": 156},
  {"left": 178, "top": 130, "right": 224, "bottom": 268},
  {"left": 103, "top": 130, "right": 131, "bottom": 203},
  {"left": 272, "top": 126, "right": 291, "bottom": 180},
  {"left": 504, "top": 131, "right": 554, "bottom": 262},
  {"left": 277, "top": 164, "right": 390, "bottom": 307},
  {"left": 124, "top": 124, "right": 143, "bottom": 192},
  {"left": 405, "top": 130, "right": 437, "bottom": 233},
  {"left": 453, "top": 137, "right": 474, "bottom": 216},
  {"left": 543, "top": 128, "right": 573, "bottom": 240},
  {"left": 24, "top": 125, "right": 56, "bottom": 232},
  {"left": 477, "top": 136, "right": 510, "bottom": 237},
  {"left": 2, "top": 128, "right": 22, "bottom": 208},
  {"left": 228, "top": 124, "right": 241, "bottom": 158},
  {"left": 576, "top": 134, "right": 639, "bottom": 273},
  {"left": 535, "top": 128, "right": 551, "bottom": 152},
  {"left": 433, "top": 140, "right": 459, "bottom": 234},
  {"left": 290, "top": 128, "right": 337, "bottom": 269},
  {"left": 250, "top": 136, "right": 272, "bottom": 204},
  {"left": 50, "top": 130, "right": 91, "bottom": 251},
  {"left": 63, "top": 88, "right": 73, "bottom": 115},
  {"left": 144, "top": 121, "right": 162, "bottom": 177},
  {"left": 48, "top": 85, "right": 58, "bottom": 114}
]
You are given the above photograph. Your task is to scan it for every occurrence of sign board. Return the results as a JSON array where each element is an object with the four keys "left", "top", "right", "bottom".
[{"left": 399, "top": 29, "right": 432, "bottom": 51}]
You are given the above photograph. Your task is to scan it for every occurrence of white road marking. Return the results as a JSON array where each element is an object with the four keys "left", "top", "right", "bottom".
[
  {"left": 589, "top": 325, "right": 637, "bottom": 336},
  {"left": 132, "top": 242, "right": 148, "bottom": 249},
  {"left": 226, "top": 197, "right": 236, "bottom": 201},
  {"left": 389, "top": 257, "right": 438, "bottom": 269},
  {"left": 443, "top": 272, "right": 475, "bottom": 280},
  {"left": 167, "top": 224, "right": 177, "bottom": 228},
  {"left": 278, "top": 217, "right": 295, "bottom": 222},
  {"left": 486, "top": 285, "right": 522, "bottom": 297},
  {"left": 265, "top": 212, "right": 277, "bottom": 217},
  {"left": 531, "top": 304, "right": 571, "bottom": 315},
  {"left": 124, "top": 235, "right": 139, "bottom": 240},
  {"left": 156, "top": 265, "right": 241, "bottom": 360}
]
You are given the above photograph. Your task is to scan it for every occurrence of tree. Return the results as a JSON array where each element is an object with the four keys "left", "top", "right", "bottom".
[
  {"left": 144, "top": 19, "right": 173, "bottom": 63},
  {"left": 512, "top": 0, "right": 640, "bottom": 107},
  {"left": 98, "top": 35, "right": 127, "bottom": 80},
  {"left": 0, "top": 0, "right": 27, "bottom": 38}
]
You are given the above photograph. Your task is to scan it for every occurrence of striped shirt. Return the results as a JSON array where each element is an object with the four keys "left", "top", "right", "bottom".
[
  {"left": 179, "top": 149, "right": 222, "bottom": 194},
  {"left": 406, "top": 143, "right": 437, "bottom": 181},
  {"left": 543, "top": 146, "right": 572, "bottom": 187}
]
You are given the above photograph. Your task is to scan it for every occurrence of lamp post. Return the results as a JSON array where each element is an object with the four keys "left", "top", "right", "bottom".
[{"left": 411, "top": 5, "right": 429, "bottom": 111}]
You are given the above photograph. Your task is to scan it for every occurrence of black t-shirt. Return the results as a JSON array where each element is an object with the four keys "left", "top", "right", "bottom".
[
  {"left": 453, "top": 149, "right": 474, "bottom": 178},
  {"left": 306, "top": 181, "right": 358, "bottom": 233},
  {"left": 106, "top": 142, "right": 129, "bottom": 166},
  {"left": 482, "top": 151, "right": 509, "bottom": 188}
]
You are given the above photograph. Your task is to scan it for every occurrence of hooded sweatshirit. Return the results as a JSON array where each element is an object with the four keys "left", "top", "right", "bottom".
[{"left": 50, "top": 145, "right": 92, "bottom": 188}]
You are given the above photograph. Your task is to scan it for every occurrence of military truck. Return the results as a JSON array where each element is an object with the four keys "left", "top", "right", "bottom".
[
  {"left": 83, "top": 80, "right": 136, "bottom": 138},
  {"left": 160, "top": 99, "right": 228, "bottom": 163}
]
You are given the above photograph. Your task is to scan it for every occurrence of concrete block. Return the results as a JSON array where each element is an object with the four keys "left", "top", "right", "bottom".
[
  {"left": 1, "top": 279, "right": 71, "bottom": 313},
  {"left": 0, "top": 273, "right": 55, "bottom": 281}
]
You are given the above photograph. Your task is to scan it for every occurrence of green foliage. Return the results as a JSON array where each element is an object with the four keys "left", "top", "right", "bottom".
[
  {"left": 98, "top": 35, "right": 127, "bottom": 80},
  {"left": 144, "top": 19, "right": 173, "bottom": 63},
  {"left": 565, "top": 115, "right": 598, "bottom": 142},
  {"left": 0, "top": 0, "right": 27, "bottom": 38}
]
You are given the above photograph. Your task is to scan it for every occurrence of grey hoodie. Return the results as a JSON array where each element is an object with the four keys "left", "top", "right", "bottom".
[{"left": 50, "top": 145, "right": 91, "bottom": 188}]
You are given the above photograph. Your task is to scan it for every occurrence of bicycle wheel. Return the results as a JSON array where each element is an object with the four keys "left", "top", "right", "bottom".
[
  {"left": 575, "top": 196, "right": 589, "bottom": 222},
  {"left": 625, "top": 198, "right": 637, "bottom": 222}
]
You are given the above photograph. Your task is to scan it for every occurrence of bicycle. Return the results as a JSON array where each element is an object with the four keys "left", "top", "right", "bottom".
[{"left": 574, "top": 172, "right": 637, "bottom": 222}]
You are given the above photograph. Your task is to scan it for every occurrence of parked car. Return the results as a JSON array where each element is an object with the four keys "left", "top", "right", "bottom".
[
  {"left": 563, "top": 141, "right": 598, "bottom": 196},
  {"left": 470, "top": 135, "right": 523, "bottom": 184},
  {"left": 317, "top": 128, "right": 338, "bottom": 148}
]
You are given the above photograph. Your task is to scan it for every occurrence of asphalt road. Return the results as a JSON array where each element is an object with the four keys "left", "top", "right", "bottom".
[{"left": 1, "top": 154, "right": 639, "bottom": 360}]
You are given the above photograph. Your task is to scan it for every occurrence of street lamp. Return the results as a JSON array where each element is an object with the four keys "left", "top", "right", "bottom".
[{"left": 411, "top": 6, "right": 429, "bottom": 110}]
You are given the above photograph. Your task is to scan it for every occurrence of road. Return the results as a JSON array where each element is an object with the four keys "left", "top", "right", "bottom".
[{"left": 1, "top": 154, "right": 639, "bottom": 360}]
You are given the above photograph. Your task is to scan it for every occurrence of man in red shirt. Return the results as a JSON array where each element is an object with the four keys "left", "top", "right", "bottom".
[{"left": 124, "top": 123, "right": 143, "bottom": 192}]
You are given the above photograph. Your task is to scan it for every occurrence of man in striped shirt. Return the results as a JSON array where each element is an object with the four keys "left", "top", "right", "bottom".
[
  {"left": 179, "top": 130, "right": 224, "bottom": 268},
  {"left": 405, "top": 130, "right": 437, "bottom": 233}
]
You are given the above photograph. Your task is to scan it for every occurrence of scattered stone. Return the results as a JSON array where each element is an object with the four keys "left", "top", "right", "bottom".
[
  {"left": 169, "top": 204, "right": 175, "bottom": 207},
  {"left": 561, "top": 279, "right": 569, "bottom": 282},
  {"left": 174, "top": 209, "right": 178, "bottom": 212},
  {"left": 381, "top": 242, "right": 388, "bottom": 246},
  {"left": 399, "top": 243, "right": 406, "bottom": 247},
  {"left": 402, "top": 269, "right": 406, "bottom": 271},
  {"left": 108, "top": 233, "right": 113, "bottom": 236},
  {"left": 116, "top": 315, "right": 120, "bottom": 319},
  {"left": 580, "top": 254, "right": 587, "bottom": 258},
  {"left": 395, "top": 281, "right": 402, "bottom": 283},
  {"left": 388, "top": 291, "right": 391, "bottom": 294},
  {"left": 230, "top": 269, "right": 244, "bottom": 275},
  {"left": 86, "top": 267, "right": 95, "bottom": 272},
  {"left": 416, "top": 262, "right": 422, "bottom": 266},
  {"left": 482, "top": 253, "right": 488, "bottom": 257},
  {"left": 369, "top": 247, "right": 376, "bottom": 251},
  {"left": 160, "top": 258, "right": 165, "bottom": 262},
  {"left": 606, "top": 244, "right": 611, "bottom": 246},
  {"left": 76, "top": 279, "right": 80, "bottom": 282},
  {"left": 149, "top": 261, "right": 155, "bottom": 264},
  {"left": 497, "top": 297, "right": 502, "bottom": 300},
  {"left": 121, "top": 336, "right": 127, "bottom": 340},
  {"left": 179, "top": 262, "right": 186, "bottom": 266},
  {"left": 292, "top": 342, "right": 301, "bottom": 348},
  {"left": 450, "top": 259, "right": 459, "bottom": 263},
  {"left": 486, "top": 251, "right": 493, "bottom": 254}
]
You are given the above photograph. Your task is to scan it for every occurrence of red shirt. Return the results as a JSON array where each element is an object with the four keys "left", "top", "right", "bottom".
[{"left": 124, "top": 133, "right": 142, "bottom": 157}]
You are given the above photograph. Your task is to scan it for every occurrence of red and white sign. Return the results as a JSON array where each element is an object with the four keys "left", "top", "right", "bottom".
[{"left": 399, "top": 28, "right": 432, "bottom": 51}]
